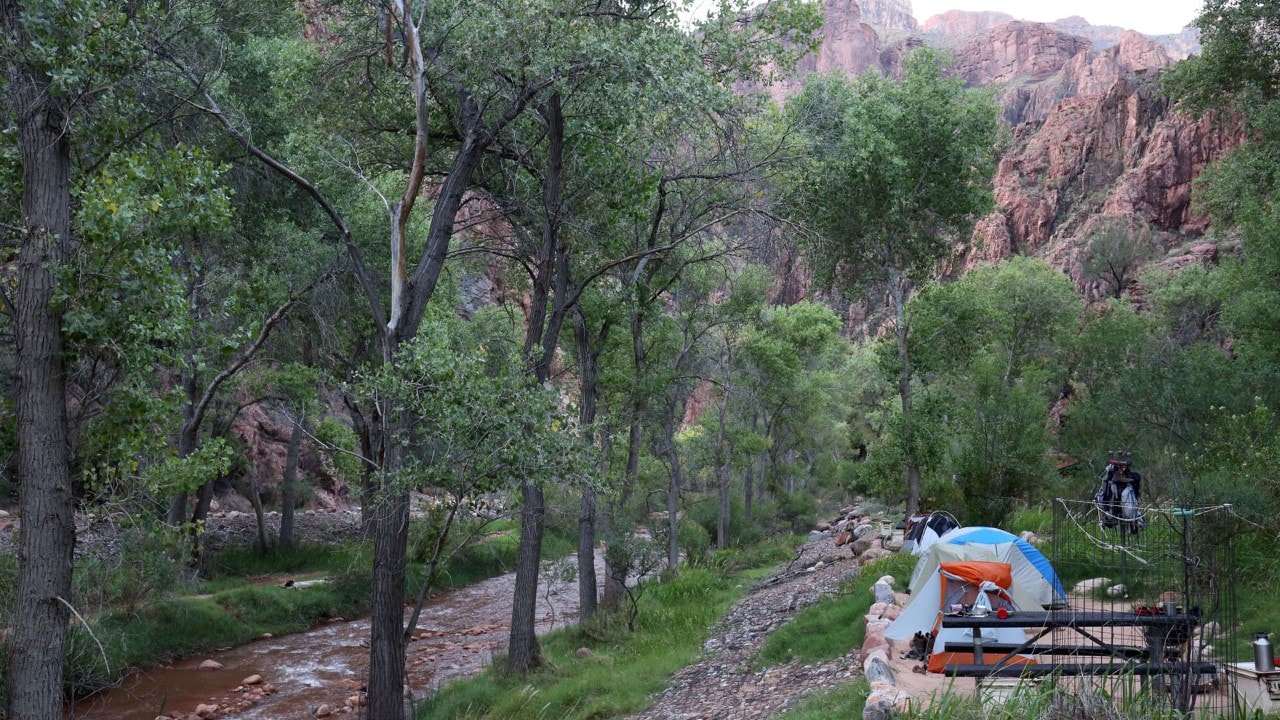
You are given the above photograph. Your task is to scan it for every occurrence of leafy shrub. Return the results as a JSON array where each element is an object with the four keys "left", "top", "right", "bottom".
[
  {"left": 777, "top": 490, "right": 818, "bottom": 534},
  {"left": 677, "top": 516, "right": 711, "bottom": 565},
  {"left": 73, "top": 525, "right": 188, "bottom": 614}
]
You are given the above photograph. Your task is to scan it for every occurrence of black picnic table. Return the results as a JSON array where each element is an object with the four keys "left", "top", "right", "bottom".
[{"left": 938, "top": 609, "right": 1217, "bottom": 680}]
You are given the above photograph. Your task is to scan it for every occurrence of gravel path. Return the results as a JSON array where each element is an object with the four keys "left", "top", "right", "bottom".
[{"left": 627, "top": 531, "right": 865, "bottom": 720}]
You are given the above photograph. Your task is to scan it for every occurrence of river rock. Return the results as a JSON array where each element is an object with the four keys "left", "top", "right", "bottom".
[
  {"left": 1073, "top": 577, "right": 1111, "bottom": 593},
  {"left": 314, "top": 705, "right": 334, "bottom": 718},
  {"left": 199, "top": 660, "right": 224, "bottom": 671},
  {"left": 860, "top": 547, "right": 892, "bottom": 565},
  {"left": 194, "top": 704, "right": 219, "bottom": 718},
  {"left": 242, "top": 674, "right": 262, "bottom": 685},
  {"left": 868, "top": 602, "right": 900, "bottom": 620},
  {"left": 871, "top": 581, "right": 895, "bottom": 605},
  {"left": 863, "top": 688, "right": 912, "bottom": 720},
  {"left": 852, "top": 522, "right": 874, "bottom": 538},
  {"left": 346, "top": 694, "right": 365, "bottom": 708},
  {"left": 864, "top": 656, "right": 896, "bottom": 686}
]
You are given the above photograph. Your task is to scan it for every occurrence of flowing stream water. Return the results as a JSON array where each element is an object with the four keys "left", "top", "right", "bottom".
[{"left": 69, "top": 556, "right": 593, "bottom": 720}]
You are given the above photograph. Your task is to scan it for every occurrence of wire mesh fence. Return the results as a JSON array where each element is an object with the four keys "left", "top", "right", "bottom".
[{"left": 1047, "top": 496, "right": 1239, "bottom": 717}]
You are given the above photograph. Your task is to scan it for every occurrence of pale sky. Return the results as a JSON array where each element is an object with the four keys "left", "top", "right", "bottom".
[{"left": 909, "top": 0, "right": 1203, "bottom": 36}]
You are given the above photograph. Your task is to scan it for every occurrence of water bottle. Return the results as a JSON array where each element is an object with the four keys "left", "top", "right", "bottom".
[
  {"left": 972, "top": 590, "right": 992, "bottom": 617},
  {"left": 1254, "top": 632, "right": 1275, "bottom": 671}
]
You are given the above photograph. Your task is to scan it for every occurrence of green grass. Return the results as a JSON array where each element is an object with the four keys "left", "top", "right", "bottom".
[
  {"left": 1229, "top": 531, "right": 1280, "bottom": 660},
  {"left": 1006, "top": 504, "right": 1053, "bottom": 536},
  {"left": 415, "top": 538, "right": 798, "bottom": 720},
  {"left": 902, "top": 676, "right": 1213, "bottom": 720},
  {"left": 200, "top": 542, "right": 357, "bottom": 593},
  {"left": 780, "top": 679, "right": 871, "bottom": 720},
  {"left": 757, "top": 552, "right": 916, "bottom": 666}
]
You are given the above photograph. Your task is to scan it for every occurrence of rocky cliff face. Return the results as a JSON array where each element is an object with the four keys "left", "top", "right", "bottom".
[
  {"left": 965, "top": 71, "right": 1238, "bottom": 299},
  {"left": 1049, "top": 16, "right": 1201, "bottom": 60},
  {"left": 767, "top": 0, "right": 883, "bottom": 100},
  {"left": 952, "top": 22, "right": 1093, "bottom": 86},
  {"left": 921, "top": 11, "right": 1200, "bottom": 59},
  {"left": 921, "top": 9, "right": 1014, "bottom": 36},
  {"left": 856, "top": 0, "right": 918, "bottom": 31},
  {"left": 769, "top": 7, "right": 1236, "bottom": 324},
  {"left": 976, "top": 29, "right": 1172, "bottom": 126}
]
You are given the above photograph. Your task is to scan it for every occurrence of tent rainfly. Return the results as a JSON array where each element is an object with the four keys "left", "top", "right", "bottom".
[
  {"left": 884, "top": 560, "right": 1039, "bottom": 673},
  {"left": 907, "top": 525, "right": 1067, "bottom": 609}
]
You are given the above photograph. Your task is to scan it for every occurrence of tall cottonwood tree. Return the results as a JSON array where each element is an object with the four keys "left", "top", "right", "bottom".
[
  {"left": 2, "top": 3, "right": 242, "bottom": 716},
  {"left": 2, "top": 4, "right": 76, "bottom": 716},
  {"left": 789, "top": 48, "right": 997, "bottom": 515}
]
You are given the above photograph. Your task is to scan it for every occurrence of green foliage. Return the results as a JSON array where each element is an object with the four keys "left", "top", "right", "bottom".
[
  {"left": 676, "top": 516, "right": 712, "bottom": 565},
  {"left": 312, "top": 417, "right": 363, "bottom": 490},
  {"left": 71, "top": 527, "right": 189, "bottom": 615},
  {"left": 361, "top": 323, "right": 587, "bottom": 496},
  {"left": 1006, "top": 504, "right": 1053, "bottom": 536},
  {"left": 789, "top": 47, "right": 998, "bottom": 290},
  {"left": 781, "top": 680, "right": 872, "bottom": 720},
  {"left": 776, "top": 490, "right": 818, "bottom": 534},
  {"left": 1079, "top": 218, "right": 1159, "bottom": 300}
]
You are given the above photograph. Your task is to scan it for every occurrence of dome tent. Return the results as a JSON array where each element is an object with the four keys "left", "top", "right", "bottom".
[
  {"left": 908, "top": 525, "right": 1067, "bottom": 609},
  {"left": 902, "top": 511, "right": 961, "bottom": 555},
  {"left": 883, "top": 560, "right": 1039, "bottom": 673}
]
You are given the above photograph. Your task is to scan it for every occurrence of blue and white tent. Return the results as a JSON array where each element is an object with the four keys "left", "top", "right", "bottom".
[{"left": 907, "top": 525, "right": 1067, "bottom": 609}]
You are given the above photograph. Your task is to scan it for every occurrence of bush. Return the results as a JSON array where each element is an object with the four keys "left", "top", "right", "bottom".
[
  {"left": 777, "top": 490, "right": 818, "bottom": 534},
  {"left": 678, "top": 516, "right": 711, "bottom": 566},
  {"left": 73, "top": 527, "right": 190, "bottom": 615}
]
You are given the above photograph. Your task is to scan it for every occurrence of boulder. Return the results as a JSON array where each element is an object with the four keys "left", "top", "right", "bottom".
[
  {"left": 863, "top": 688, "right": 912, "bottom": 720},
  {"left": 314, "top": 705, "right": 334, "bottom": 718},
  {"left": 860, "top": 614, "right": 890, "bottom": 630},
  {"left": 852, "top": 523, "right": 874, "bottom": 539},
  {"left": 862, "top": 647, "right": 891, "bottom": 668},
  {"left": 859, "top": 547, "right": 892, "bottom": 565},
  {"left": 242, "top": 675, "right": 263, "bottom": 686},
  {"left": 864, "top": 656, "right": 896, "bottom": 686},
  {"left": 198, "top": 660, "right": 224, "bottom": 671},
  {"left": 871, "top": 580, "right": 895, "bottom": 605},
  {"left": 868, "top": 602, "right": 900, "bottom": 620},
  {"left": 816, "top": 521, "right": 832, "bottom": 532},
  {"left": 194, "top": 704, "right": 219, "bottom": 719},
  {"left": 1072, "top": 577, "right": 1111, "bottom": 594}
]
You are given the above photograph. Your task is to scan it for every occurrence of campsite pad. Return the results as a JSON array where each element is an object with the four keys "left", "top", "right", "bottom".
[{"left": 882, "top": 591, "right": 1227, "bottom": 711}]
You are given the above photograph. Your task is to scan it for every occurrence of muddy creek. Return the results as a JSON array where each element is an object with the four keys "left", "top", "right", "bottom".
[{"left": 69, "top": 558, "right": 594, "bottom": 720}]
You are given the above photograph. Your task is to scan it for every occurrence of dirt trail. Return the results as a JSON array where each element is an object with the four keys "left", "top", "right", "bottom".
[{"left": 626, "top": 532, "right": 865, "bottom": 720}]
